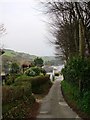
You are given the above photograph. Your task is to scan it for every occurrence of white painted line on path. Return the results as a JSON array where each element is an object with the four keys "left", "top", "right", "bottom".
[
  {"left": 59, "top": 102, "right": 68, "bottom": 106},
  {"left": 40, "top": 111, "right": 49, "bottom": 114}
]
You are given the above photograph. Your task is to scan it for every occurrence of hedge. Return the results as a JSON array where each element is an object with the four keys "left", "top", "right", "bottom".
[
  {"left": 2, "top": 82, "right": 32, "bottom": 104},
  {"left": 61, "top": 56, "right": 90, "bottom": 92},
  {"left": 14, "top": 74, "right": 51, "bottom": 94}
]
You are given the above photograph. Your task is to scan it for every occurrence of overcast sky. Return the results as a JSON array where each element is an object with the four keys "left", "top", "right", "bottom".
[{"left": 0, "top": 0, "right": 55, "bottom": 56}]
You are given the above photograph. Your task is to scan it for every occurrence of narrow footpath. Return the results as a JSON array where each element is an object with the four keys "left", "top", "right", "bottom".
[{"left": 37, "top": 76, "right": 82, "bottom": 119}]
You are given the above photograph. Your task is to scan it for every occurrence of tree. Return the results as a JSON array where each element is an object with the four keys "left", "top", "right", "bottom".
[
  {"left": 34, "top": 57, "right": 44, "bottom": 67},
  {"left": 10, "top": 62, "right": 20, "bottom": 74},
  {"left": 41, "top": 1, "right": 90, "bottom": 60},
  {"left": 41, "top": 1, "right": 90, "bottom": 94}
]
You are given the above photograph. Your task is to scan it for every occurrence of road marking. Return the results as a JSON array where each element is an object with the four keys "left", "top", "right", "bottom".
[
  {"left": 76, "top": 115, "right": 80, "bottom": 118},
  {"left": 59, "top": 102, "right": 68, "bottom": 106},
  {"left": 40, "top": 111, "right": 49, "bottom": 114}
]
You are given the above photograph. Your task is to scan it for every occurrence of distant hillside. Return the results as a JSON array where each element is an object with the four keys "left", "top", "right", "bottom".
[
  {"left": 2, "top": 49, "right": 64, "bottom": 66},
  {"left": 3, "top": 49, "right": 16, "bottom": 57},
  {"left": 41, "top": 56, "right": 64, "bottom": 65},
  {"left": 3, "top": 49, "right": 36, "bottom": 61}
]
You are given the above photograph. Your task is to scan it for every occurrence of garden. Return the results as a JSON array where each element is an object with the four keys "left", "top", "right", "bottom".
[{"left": 2, "top": 57, "right": 52, "bottom": 119}]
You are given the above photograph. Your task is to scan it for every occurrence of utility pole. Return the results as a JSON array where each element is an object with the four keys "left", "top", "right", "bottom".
[
  {"left": 78, "top": 19, "right": 85, "bottom": 93},
  {"left": 79, "top": 19, "right": 85, "bottom": 58}
]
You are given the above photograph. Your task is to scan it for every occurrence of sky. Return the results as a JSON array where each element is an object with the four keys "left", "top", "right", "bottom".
[{"left": 0, "top": 0, "right": 55, "bottom": 56}]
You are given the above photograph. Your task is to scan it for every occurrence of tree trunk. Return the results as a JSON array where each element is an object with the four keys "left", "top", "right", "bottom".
[{"left": 79, "top": 19, "right": 85, "bottom": 58}]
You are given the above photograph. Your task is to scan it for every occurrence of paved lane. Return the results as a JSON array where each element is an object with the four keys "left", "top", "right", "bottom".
[{"left": 37, "top": 76, "right": 82, "bottom": 119}]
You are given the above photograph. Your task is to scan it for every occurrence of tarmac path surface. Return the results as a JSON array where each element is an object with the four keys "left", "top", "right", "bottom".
[{"left": 37, "top": 76, "right": 82, "bottom": 119}]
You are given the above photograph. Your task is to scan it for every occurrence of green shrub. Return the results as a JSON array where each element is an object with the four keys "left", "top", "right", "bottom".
[
  {"left": 78, "top": 91, "right": 90, "bottom": 114},
  {"left": 34, "top": 57, "right": 44, "bottom": 67},
  {"left": 2, "top": 74, "right": 52, "bottom": 118},
  {"left": 5, "top": 74, "right": 22, "bottom": 85},
  {"left": 5, "top": 79, "right": 13, "bottom": 85},
  {"left": 2, "top": 74, "right": 51, "bottom": 118},
  {"left": 14, "top": 75, "right": 32, "bottom": 83},
  {"left": 3, "top": 104, "right": 28, "bottom": 119},
  {"left": 2, "top": 82, "right": 32, "bottom": 104},
  {"left": 14, "top": 74, "right": 50, "bottom": 94},
  {"left": 31, "top": 75, "right": 50, "bottom": 86},
  {"left": 40, "top": 68, "right": 46, "bottom": 75},
  {"left": 61, "top": 80, "right": 90, "bottom": 115},
  {"left": 25, "top": 67, "right": 46, "bottom": 77},
  {"left": 25, "top": 67, "right": 41, "bottom": 76},
  {"left": 31, "top": 75, "right": 50, "bottom": 94},
  {"left": 2, "top": 95, "right": 35, "bottom": 119},
  {"left": 61, "top": 81, "right": 80, "bottom": 101},
  {"left": 5, "top": 75, "right": 15, "bottom": 85},
  {"left": 10, "top": 62, "right": 20, "bottom": 74},
  {"left": 61, "top": 57, "right": 90, "bottom": 91}
]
